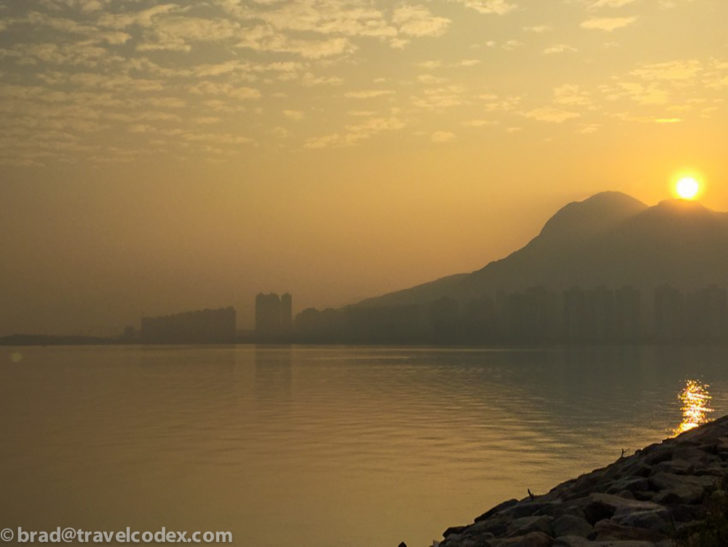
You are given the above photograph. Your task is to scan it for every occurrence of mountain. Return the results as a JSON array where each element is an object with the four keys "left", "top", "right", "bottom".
[{"left": 355, "top": 191, "right": 728, "bottom": 308}]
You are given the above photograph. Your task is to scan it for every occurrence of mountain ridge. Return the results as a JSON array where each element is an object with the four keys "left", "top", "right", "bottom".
[{"left": 354, "top": 191, "right": 728, "bottom": 309}]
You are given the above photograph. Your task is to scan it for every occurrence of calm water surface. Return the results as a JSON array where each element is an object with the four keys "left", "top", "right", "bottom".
[{"left": 1, "top": 345, "right": 727, "bottom": 546}]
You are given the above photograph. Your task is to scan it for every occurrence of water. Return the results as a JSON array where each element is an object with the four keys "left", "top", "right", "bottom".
[{"left": 1, "top": 345, "right": 727, "bottom": 546}]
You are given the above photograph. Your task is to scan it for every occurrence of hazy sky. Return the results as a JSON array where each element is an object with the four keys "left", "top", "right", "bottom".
[{"left": 1, "top": 0, "right": 727, "bottom": 335}]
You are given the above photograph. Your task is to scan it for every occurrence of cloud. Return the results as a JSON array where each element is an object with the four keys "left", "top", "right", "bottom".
[
  {"left": 300, "top": 72, "right": 343, "bottom": 87},
  {"left": 431, "top": 130, "right": 455, "bottom": 142},
  {"left": 581, "top": 17, "right": 637, "bottom": 31},
  {"left": 462, "top": 119, "right": 496, "bottom": 127},
  {"left": 589, "top": 0, "right": 636, "bottom": 8},
  {"left": 455, "top": 59, "right": 481, "bottom": 67},
  {"left": 553, "top": 84, "right": 591, "bottom": 106},
  {"left": 630, "top": 60, "right": 702, "bottom": 81},
  {"left": 136, "top": 16, "right": 242, "bottom": 52},
  {"left": 344, "top": 89, "right": 395, "bottom": 99},
  {"left": 452, "top": 0, "right": 516, "bottom": 15},
  {"left": 305, "top": 116, "right": 404, "bottom": 148},
  {"left": 543, "top": 44, "right": 577, "bottom": 55},
  {"left": 411, "top": 86, "right": 464, "bottom": 110},
  {"left": 98, "top": 4, "right": 178, "bottom": 29},
  {"left": 189, "top": 82, "right": 261, "bottom": 100},
  {"left": 480, "top": 93, "right": 521, "bottom": 112},
  {"left": 392, "top": 5, "right": 450, "bottom": 37},
  {"left": 236, "top": 26, "right": 356, "bottom": 58},
  {"left": 524, "top": 25, "right": 551, "bottom": 33},
  {"left": 283, "top": 110, "right": 304, "bottom": 120},
  {"left": 521, "top": 107, "right": 580, "bottom": 123}
]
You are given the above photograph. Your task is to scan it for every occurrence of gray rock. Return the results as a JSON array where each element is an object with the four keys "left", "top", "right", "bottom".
[
  {"left": 613, "top": 508, "right": 669, "bottom": 534},
  {"left": 553, "top": 536, "right": 654, "bottom": 546},
  {"left": 444, "top": 526, "right": 469, "bottom": 537},
  {"left": 506, "top": 516, "right": 552, "bottom": 537},
  {"left": 649, "top": 471, "right": 715, "bottom": 504},
  {"left": 605, "top": 477, "right": 650, "bottom": 495},
  {"left": 502, "top": 502, "right": 558, "bottom": 519},
  {"left": 475, "top": 499, "right": 519, "bottom": 522},
  {"left": 653, "top": 458, "right": 693, "bottom": 475},
  {"left": 583, "top": 493, "right": 663, "bottom": 525},
  {"left": 494, "top": 531, "right": 553, "bottom": 547},
  {"left": 593, "top": 519, "right": 666, "bottom": 542},
  {"left": 551, "top": 515, "right": 592, "bottom": 538}
]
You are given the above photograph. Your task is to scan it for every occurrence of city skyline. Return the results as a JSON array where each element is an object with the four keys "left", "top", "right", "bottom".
[{"left": 1, "top": 0, "right": 727, "bottom": 335}]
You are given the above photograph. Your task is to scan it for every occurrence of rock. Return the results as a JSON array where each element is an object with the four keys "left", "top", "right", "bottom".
[
  {"left": 475, "top": 499, "right": 519, "bottom": 522},
  {"left": 649, "top": 471, "right": 715, "bottom": 504},
  {"left": 605, "top": 477, "right": 650, "bottom": 495},
  {"left": 643, "top": 444, "right": 672, "bottom": 466},
  {"left": 553, "top": 536, "right": 654, "bottom": 546},
  {"left": 593, "top": 519, "right": 666, "bottom": 542},
  {"left": 551, "top": 515, "right": 592, "bottom": 538},
  {"left": 667, "top": 503, "right": 706, "bottom": 522},
  {"left": 613, "top": 508, "right": 670, "bottom": 534},
  {"left": 506, "top": 516, "right": 552, "bottom": 537},
  {"left": 672, "top": 445, "right": 714, "bottom": 466},
  {"left": 444, "top": 526, "right": 468, "bottom": 537},
  {"left": 495, "top": 531, "right": 553, "bottom": 547},
  {"left": 653, "top": 458, "right": 693, "bottom": 475},
  {"left": 465, "top": 517, "right": 509, "bottom": 537},
  {"left": 582, "top": 499, "right": 616, "bottom": 525},
  {"left": 502, "top": 502, "right": 558, "bottom": 519},
  {"left": 435, "top": 416, "right": 728, "bottom": 547}
]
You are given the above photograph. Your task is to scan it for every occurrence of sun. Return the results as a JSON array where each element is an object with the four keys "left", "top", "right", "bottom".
[{"left": 675, "top": 177, "right": 700, "bottom": 200}]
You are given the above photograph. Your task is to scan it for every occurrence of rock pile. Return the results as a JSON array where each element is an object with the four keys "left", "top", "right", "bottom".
[{"left": 437, "top": 416, "right": 728, "bottom": 546}]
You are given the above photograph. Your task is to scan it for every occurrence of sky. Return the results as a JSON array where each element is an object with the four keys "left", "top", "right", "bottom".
[{"left": 1, "top": 0, "right": 727, "bottom": 335}]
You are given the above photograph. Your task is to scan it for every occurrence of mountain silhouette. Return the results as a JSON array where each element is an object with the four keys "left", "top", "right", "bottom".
[{"left": 355, "top": 191, "right": 728, "bottom": 308}]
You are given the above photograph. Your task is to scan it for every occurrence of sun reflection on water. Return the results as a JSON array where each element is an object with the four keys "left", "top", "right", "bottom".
[{"left": 674, "top": 379, "right": 713, "bottom": 436}]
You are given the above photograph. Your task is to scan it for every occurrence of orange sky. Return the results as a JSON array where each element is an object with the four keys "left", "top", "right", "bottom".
[{"left": 1, "top": 0, "right": 727, "bottom": 335}]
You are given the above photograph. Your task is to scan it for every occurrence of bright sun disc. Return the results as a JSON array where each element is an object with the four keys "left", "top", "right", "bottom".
[{"left": 676, "top": 177, "right": 700, "bottom": 200}]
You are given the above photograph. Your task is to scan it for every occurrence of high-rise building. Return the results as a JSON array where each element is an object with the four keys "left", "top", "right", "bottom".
[
  {"left": 255, "top": 292, "right": 293, "bottom": 338},
  {"left": 654, "top": 286, "right": 684, "bottom": 342},
  {"left": 140, "top": 307, "right": 236, "bottom": 344},
  {"left": 615, "top": 286, "right": 641, "bottom": 342},
  {"left": 280, "top": 293, "right": 293, "bottom": 332}
]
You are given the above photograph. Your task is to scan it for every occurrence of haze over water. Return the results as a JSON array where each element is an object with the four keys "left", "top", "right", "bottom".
[{"left": 2, "top": 345, "right": 726, "bottom": 546}]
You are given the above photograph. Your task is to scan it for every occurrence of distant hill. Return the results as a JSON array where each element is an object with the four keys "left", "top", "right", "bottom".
[{"left": 355, "top": 191, "right": 728, "bottom": 308}]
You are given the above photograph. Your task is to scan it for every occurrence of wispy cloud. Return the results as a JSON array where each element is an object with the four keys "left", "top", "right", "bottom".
[
  {"left": 521, "top": 107, "right": 580, "bottom": 123},
  {"left": 452, "top": 0, "right": 516, "bottom": 15},
  {"left": 581, "top": 16, "right": 637, "bottom": 31}
]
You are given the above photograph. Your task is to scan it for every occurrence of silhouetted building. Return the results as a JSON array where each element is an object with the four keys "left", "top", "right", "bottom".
[
  {"left": 255, "top": 292, "right": 293, "bottom": 339},
  {"left": 280, "top": 293, "right": 293, "bottom": 332},
  {"left": 461, "top": 296, "right": 496, "bottom": 343},
  {"left": 140, "top": 307, "right": 236, "bottom": 344},
  {"left": 427, "top": 297, "right": 459, "bottom": 343},
  {"left": 654, "top": 286, "right": 684, "bottom": 342},
  {"left": 563, "top": 287, "right": 586, "bottom": 342},
  {"left": 685, "top": 286, "right": 727, "bottom": 343},
  {"left": 615, "top": 286, "right": 641, "bottom": 342},
  {"left": 587, "top": 287, "right": 615, "bottom": 342}
]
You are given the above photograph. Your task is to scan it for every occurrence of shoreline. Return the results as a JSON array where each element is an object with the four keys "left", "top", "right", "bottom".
[{"left": 434, "top": 416, "right": 728, "bottom": 546}]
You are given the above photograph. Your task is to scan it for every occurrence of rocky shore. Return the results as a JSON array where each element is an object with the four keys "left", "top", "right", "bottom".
[{"left": 435, "top": 416, "right": 728, "bottom": 546}]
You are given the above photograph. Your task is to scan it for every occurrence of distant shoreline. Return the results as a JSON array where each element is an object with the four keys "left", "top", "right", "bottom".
[{"left": 5, "top": 335, "right": 728, "bottom": 349}]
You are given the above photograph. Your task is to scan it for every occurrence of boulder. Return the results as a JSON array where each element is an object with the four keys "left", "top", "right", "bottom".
[
  {"left": 475, "top": 499, "right": 519, "bottom": 522},
  {"left": 550, "top": 515, "right": 592, "bottom": 538},
  {"left": 593, "top": 519, "right": 666, "bottom": 542},
  {"left": 506, "top": 516, "right": 552, "bottom": 537},
  {"left": 649, "top": 472, "right": 715, "bottom": 504},
  {"left": 495, "top": 531, "right": 553, "bottom": 547}
]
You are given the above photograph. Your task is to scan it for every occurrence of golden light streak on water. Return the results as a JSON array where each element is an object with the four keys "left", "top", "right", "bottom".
[{"left": 674, "top": 379, "right": 713, "bottom": 436}]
